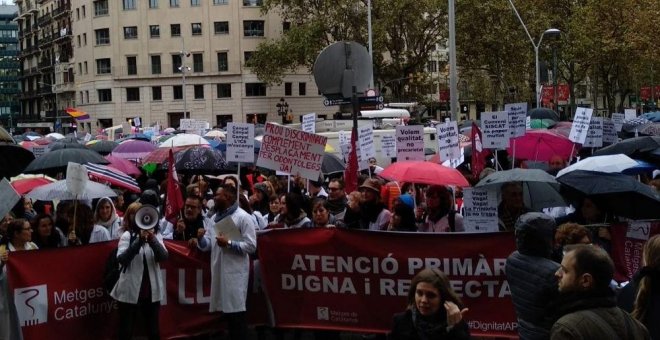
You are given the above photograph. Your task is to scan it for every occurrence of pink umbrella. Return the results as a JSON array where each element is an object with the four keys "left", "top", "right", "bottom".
[
  {"left": 551, "top": 121, "right": 572, "bottom": 138},
  {"left": 104, "top": 155, "right": 142, "bottom": 176},
  {"left": 508, "top": 130, "right": 577, "bottom": 162},
  {"left": 379, "top": 161, "right": 470, "bottom": 187},
  {"left": 111, "top": 140, "right": 156, "bottom": 159}
]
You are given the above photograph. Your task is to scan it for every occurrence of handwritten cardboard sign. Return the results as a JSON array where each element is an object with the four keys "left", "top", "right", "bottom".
[
  {"left": 505, "top": 102, "right": 527, "bottom": 138},
  {"left": 226, "top": 123, "right": 255, "bottom": 163},
  {"left": 481, "top": 112, "right": 510, "bottom": 149},
  {"left": 569, "top": 107, "right": 593, "bottom": 144},
  {"left": 436, "top": 121, "right": 460, "bottom": 161},
  {"left": 395, "top": 125, "right": 424, "bottom": 161}
]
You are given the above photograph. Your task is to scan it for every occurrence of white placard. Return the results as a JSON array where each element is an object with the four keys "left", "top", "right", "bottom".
[
  {"left": 338, "top": 130, "right": 350, "bottom": 162},
  {"left": 583, "top": 117, "right": 603, "bottom": 148},
  {"left": 381, "top": 134, "right": 396, "bottom": 159},
  {"left": 462, "top": 187, "right": 499, "bottom": 232},
  {"left": 358, "top": 126, "right": 375, "bottom": 162},
  {"left": 481, "top": 112, "right": 510, "bottom": 149},
  {"left": 395, "top": 125, "right": 425, "bottom": 161},
  {"left": 525, "top": 116, "right": 531, "bottom": 130},
  {"left": 121, "top": 122, "right": 132, "bottom": 135},
  {"left": 32, "top": 145, "right": 48, "bottom": 158},
  {"left": 602, "top": 118, "right": 618, "bottom": 144},
  {"left": 611, "top": 113, "right": 625, "bottom": 132},
  {"left": 436, "top": 121, "right": 460, "bottom": 162},
  {"left": 83, "top": 133, "right": 92, "bottom": 142},
  {"left": 133, "top": 117, "right": 141, "bottom": 127},
  {"left": 302, "top": 113, "right": 316, "bottom": 134},
  {"left": 505, "top": 102, "right": 527, "bottom": 138},
  {"left": 569, "top": 107, "right": 593, "bottom": 144},
  {"left": 256, "top": 123, "right": 327, "bottom": 181},
  {"left": 0, "top": 178, "right": 20, "bottom": 220},
  {"left": 624, "top": 108, "right": 637, "bottom": 121},
  {"left": 226, "top": 123, "right": 255, "bottom": 163},
  {"left": 66, "top": 162, "right": 89, "bottom": 197}
]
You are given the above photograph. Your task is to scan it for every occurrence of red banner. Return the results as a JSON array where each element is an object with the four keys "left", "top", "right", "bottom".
[
  {"left": 258, "top": 228, "right": 518, "bottom": 337},
  {"left": 439, "top": 89, "right": 450, "bottom": 102},
  {"left": 541, "top": 84, "right": 569, "bottom": 105},
  {"left": 610, "top": 221, "right": 660, "bottom": 282},
  {"left": 640, "top": 85, "right": 660, "bottom": 101}
]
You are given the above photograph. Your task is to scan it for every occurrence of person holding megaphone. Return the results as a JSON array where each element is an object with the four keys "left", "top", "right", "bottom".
[{"left": 110, "top": 203, "right": 168, "bottom": 340}]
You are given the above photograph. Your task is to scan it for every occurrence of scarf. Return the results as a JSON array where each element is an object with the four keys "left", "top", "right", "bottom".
[
  {"left": 283, "top": 211, "right": 308, "bottom": 227},
  {"left": 411, "top": 306, "right": 447, "bottom": 340},
  {"left": 214, "top": 201, "right": 239, "bottom": 223},
  {"left": 325, "top": 196, "right": 347, "bottom": 215}
]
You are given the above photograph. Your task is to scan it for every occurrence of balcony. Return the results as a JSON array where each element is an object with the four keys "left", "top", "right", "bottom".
[
  {"left": 38, "top": 85, "right": 53, "bottom": 95},
  {"left": 52, "top": 4, "right": 71, "bottom": 20},
  {"left": 38, "top": 59, "right": 53, "bottom": 70},
  {"left": 53, "top": 28, "right": 72, "bottom": 43},
  {"left": 39, "top": 34, "right": 54, "bottom": 47},
  {"left": 56, "top": 82, "right": 75, "bottom": 93},
  {"left": 37, "top": 13, "right": 52, "bottom": 27}
]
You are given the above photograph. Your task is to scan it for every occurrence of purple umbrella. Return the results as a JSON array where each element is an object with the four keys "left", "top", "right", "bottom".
[{"left": 111, "top": 140, "right": 156, "bottom": 160}]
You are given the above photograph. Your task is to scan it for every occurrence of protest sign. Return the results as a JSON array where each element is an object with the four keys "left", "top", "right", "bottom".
[
  {"left": 121, "top": 122, "right": 131, "bottom": 136},
  {"left": 505, "top": 102, "right": 527, "bottom": 138},
  {"left": 525, "top": 116, "right": 531, "bottom": 130},
  {"left": 31, "top": 145, "right": 48, "bottom": 158},
  {"left": 381, "top": 134, "right": 396, "bottom": 159},
  {"left": 226, "top": 123, "right": 255, "bottom": 163},
  {"left": 133, "top": 117, "right": 141, "bottom": 127},
  {"left": 358, "top": 126, "right": 375, "bottom": 170},
  {"left": 610, "top": 221, "right": 660, "bottom": 282},
  {"left": 302, "top": 113, "right": 316, "bottom": 134},
  {"left": 436, "top": 120, "right": 460, "bottom": 161},
  {"left": 611, "top": 113, "right": 625, "bottom": 132},
  {"left": 583, "top": 116, "right": 603, "bottom": 148},
  {"left": 66, "top": 162, "right": 88, "bottom": 197},
  {"left": 462, "top": 187, "right": 499, "bottom": 232},
  {"left": 338, "top": 130, "right": 350, "bottom": 162},
  {"left": 257, "top": 123, "right": 327, "bottom": 181},
  {"left": 624, "top": 108, "right": 637, "bottom": 121},
  {"left": 395, "top": 125, "right": 424, "bottom": 161},
  {"left": 481, "top": 112, "right": 510, "bottom": 149},
  {"left": 0, "top": 178, "right": 20, "bottom": 219},
  {"left": 569, "top": 107, "right": 593, "bottom": 144},
  {"left": 602, "top": 118, "right": 618, "bottom": 144}
]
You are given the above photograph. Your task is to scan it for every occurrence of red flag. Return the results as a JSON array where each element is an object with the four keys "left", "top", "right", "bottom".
[
  {"left": 471, "top": 122, "right": 488, "bottom": 180},
  {"left": 165, "top": 149, "right": 184, "bottom": 224},
  {"left": 344, "top": 128, "right": 359, "bottom": 193}
]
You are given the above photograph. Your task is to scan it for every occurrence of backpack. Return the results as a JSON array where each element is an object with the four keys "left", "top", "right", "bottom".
[{"left": 103, "top": 233, "right": 136, "bottom": 295}]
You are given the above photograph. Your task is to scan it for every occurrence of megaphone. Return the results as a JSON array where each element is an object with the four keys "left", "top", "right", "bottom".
[{"left": 135, "top": 205, "right": 159, "bottom": 230}]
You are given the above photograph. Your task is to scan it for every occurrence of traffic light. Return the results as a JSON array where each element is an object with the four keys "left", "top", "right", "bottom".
[{"left": 460, "top": 103, "right": 469, "bottom": 114}]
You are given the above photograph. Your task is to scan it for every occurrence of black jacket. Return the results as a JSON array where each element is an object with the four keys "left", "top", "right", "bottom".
[
  {"left": 617, "top": 270, "right": 660, "bottom": 340},
  {"left": 389, "top": 309, "right": 470, "bottom": 340}
]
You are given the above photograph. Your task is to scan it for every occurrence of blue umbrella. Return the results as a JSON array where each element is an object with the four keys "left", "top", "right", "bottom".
[
  {"left": 622, "top": 159, "right": 658, "bottom": 175},
  {"left": 641, "top": 111, "right": 660, "bottom": 122}
]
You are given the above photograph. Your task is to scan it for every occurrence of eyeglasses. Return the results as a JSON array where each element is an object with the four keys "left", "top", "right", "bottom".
[{"left": 328, "top": 187, "right": 341, "bottom": 191}]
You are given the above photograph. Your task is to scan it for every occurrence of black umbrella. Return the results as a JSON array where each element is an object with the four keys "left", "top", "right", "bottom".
[
  {"left": 23, "top": 148, "right": 109, "bottom": 174},
  {"left": 50, "top": 141, "right": 86, "bottom": 151},
  {"left": 527, "top": 108, "right": 560, "bottom": 121},
  {"left": 322, "top": 153, "right": 346, "bottom": 175},
  {"left": 0, "top": 143, "right": 35, "bottom": 179},
  {"left": 557, "top": 170, "right": 660, "bottom": 220},
  {"left": 174, "top": 146, "right": 229, "bottom": 174},
  {"left": 593, "top": 136, "right": 660, "bottom": 157},
  {"left": 87, "top": 140, "right": 119, "bottom": 155}
]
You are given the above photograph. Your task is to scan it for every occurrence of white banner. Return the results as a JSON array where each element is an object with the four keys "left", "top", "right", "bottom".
[
  {"left": 395, "top": 125, "right": 424, "bottom": 161},
  {"left": 505, "top": 102, "right": 527, "bottom": 138},
  {"left": 481, "top": 112, "right": 510, "bottom": 149},
  {"left": 462, "top": 187, "right": 499, "bottom": 233},
  {"left": 436, "top": 121, "right": 460, "bottom": 162},
  {"left": 583, "top": 117, "right": 603, "bottom": 148},
  {"left": 226, "top": 123, "right": 255, "bottom": 163},
  {"left": 569, "top": 107, "right": 593, "bottom": 144}
]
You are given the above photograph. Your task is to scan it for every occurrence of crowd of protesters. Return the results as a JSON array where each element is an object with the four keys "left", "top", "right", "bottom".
[{"left": 1, "top": 154, "right": 659, "bottom": 340}]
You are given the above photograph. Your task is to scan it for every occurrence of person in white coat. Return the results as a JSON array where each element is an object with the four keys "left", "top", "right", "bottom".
[
  {"left": 110, "top": 204, "right": 168, "bottom": 340},
  {"left": 94, "top": 197, "right": 123, "bottom": 239},
  {"left": 198, "top": 183, "right": 257, "bottom": 340}
]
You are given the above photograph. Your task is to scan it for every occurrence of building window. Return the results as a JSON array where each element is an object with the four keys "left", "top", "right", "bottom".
[
  {"left": 427, "top": 60, "right": 437, "bottom": 73},
  {"left": 217, "top": 52, "right": 228, "bottom": 71},
  {"left": 96, "top": 58, "right": 111, "bottom": 74},
  {"left": 84, "top": 61, "right": 88, "bottom": 74},
  {"left": 191, "top": 23, "right": 202, "bottom": 36},
  {"left": 243, "top": 0, "right": 263, "bottom": 6},
  {"left": 95, "top": 28, "right": 110, "bottom": 45},
  {"left": 149, "top": 0, "right": 158, "bottom": 8},
  {"left": 77, "top": 35, "right": 81, "bottom": 47},
  {"left": 191, "top": 0, "right": 200, "bottom": 6},
  {"left": 244, "top": 52, "right": 254, "bottom": 63},
  {"left": 299, "top": 82, "right": 306, "bottom": 96},
  {"left": 194, "top": 85, "right": 204, "bottom": 99},
  {"left": 170, "top": 0, "right": 180, "bottom": 7},
  {"left": 284, "top": 82, "right": 292, "bottom": 96},
  {"left": 126, "top": 56, "right": 137, "bottom": 75},
  {"left": 213, "top": 0, "right": 228, "bottom": 4},
  {"left": 282, "top": 21, "right": 291, "bottom": 32},
  {"left": 170, "top": 24, "right": 180, "bottom": 37},
  {"left": 126, "top": 87, "right": 140, "bottom": 101},
  {"left": 76, "top": 8, "right": 80, "bottom": 20},
  {"left": 78, "top": 63, "right": 82, "bottom": 75},
  {"left": 243, "top": 20, "right": 265, "bottom": 37},
  {"left": 124, "top": 26, "right": 138, "bottom": 39},
  {"left": 98, "top": 89, "right": 112, "bottom": 102},
  {"left": 217, "top": 83, "right": 231, "bottom": 98},
  {"left": 82, "top": 5, "right": 86, "bottom": 17},
  {"left": 173, "top": 85, "right": 183, "bottom": 100},
  {"left": 214, "top": 21, "right": 229, "bottom": 35},
  {"left": 192, "top": 53, "right": 203, "bottom": 72},
  {"left": 245, "top": 83, "right": 266, "bottom": 97},
  {"left": 83, "top": 33, "right": 87, "bottom": 45},
  {"left": 151, "top": 55, "right": 161, "bottom": 74},
  {"left": 86, "top": 91, "right": 89, "bottom": 103},
  {"left": 150, "top": 25, "right": 160, "bottom": 38},
  {"left": 172, "top": 54, "right": 182, "bottom": 73},
  {"left": 152, "top": 86, "right": 162, "bottom": 100},
  {"left": 216, "top": 114, "right": 232, "bottom": 128},
  {"left": 123, "top": 0, "right": 136, "bottom": 10},
  {"left": 94, "top": 0, "right": 108, "bottom": 16}
]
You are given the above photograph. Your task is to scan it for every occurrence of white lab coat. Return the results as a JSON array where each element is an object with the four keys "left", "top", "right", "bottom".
[
  {"left": 200, "top": 208, "right": 257, "bottom": 313},
  {"left": 110, "top": 231, "right": 167, "bottom": 304}
]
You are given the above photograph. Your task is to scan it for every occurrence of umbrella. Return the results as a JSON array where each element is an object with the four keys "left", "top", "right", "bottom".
[
  {"left": 142, "top": 146, "right": 190, "bottom": 164},
  {"left": 0, "top": 127, "right": 14, "bottom": 143},
  {"left": 31, "top": 138, "right": 52, "bottom": 145},
  {"left": 10, "top": 176, "right": 56, "bottom": 195},
  {"left": 529, "top": 119, "right": 557, "bottom": 129},
  {"left": 45, "top": 132, "right": 65, "bottom": 140},
  {"left": 111, "top": 140, "right": 157, "bottom": 159},
  {"left": 508, "top": 130, "right": 575, "bottom": 162},
  {"left": 556, "top": 154, "right": 638, "bottom": 178},
  {"left": 173, "top": 146, "right": 229, "bottom": 174},
  {"left": 23, "top": 148, "right": 109, "bottom": 174},
  {"left": 593, "top": 136, "right": 660, "bottom": 157},
  {"left": 527, "top": 108, "right": 559, "bottom": 121},
  {"left": 322, "top": 153, "right": 346, "bottom": 175},
  {"left": 636, "top": 123, "right": 660, "bottom": 136},
  {"left": 622, "top": 159, "right": 658, "bottom": 175},
  {"left": 557, "top": 170, "right": 660, "bottom": 220},
  {"left": 120, "top": 133, "right": 151, "bottom": 142},
  {"left": 86, "top": 140, "right": 119, "bottom": 155},
  {"left": 379, "top": 161, "right": 470, "bottom": 187},
  {"left": 104, "top": 155, "right": 142, "bottom": 176},
  {"left": 84, "top": 163, "right": 141, "bottom": 193},
  {"left": 0, "top": 143, "right": 36, "bottom": 179},
  {"left": 205, "top": 130, "right": 226, "bottom": 139},
  {"left": 640, "top": 111, "right": 660, "bottom": 122},
  {"left": 19, "top": 141, "right": 38, "bottom": 149},
  {"left": 49, "top": 141, "right": 86, "bottom": 151},
  {"left": 476, "top": 168, "right": 566, "bottom": 211},
  {"left": 551, "top": 121, "right": 572, "bottom": 138},
  {"left": 159, "top": 133, "right": 210, "bottom": 148},
  {"left": 26, "top": 180, "right": 117, "bottom": 201},
  {"left": 163, "top": 127, "right": 176, "bottom": 134}
]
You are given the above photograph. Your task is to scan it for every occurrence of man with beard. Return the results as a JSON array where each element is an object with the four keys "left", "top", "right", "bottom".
[
  {"left": 551, "top": 245, "right": 649, "bottom": 340},
  {"left": 162, "top": 196, "right": 213, "bottom": 249},
  {"left": 419, "top": 185, "right": 464, "bottom": 232},
  {"left": 325, "top": 178, "right": 348, "bottom": 221}
]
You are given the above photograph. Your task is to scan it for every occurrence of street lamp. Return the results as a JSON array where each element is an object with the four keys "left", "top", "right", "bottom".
[
  {"left": 506, "top": 0, "right": 560, "bottom": 108},
  {"left": 276, "top": 98, "right": 289, "bottom": 124}
]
